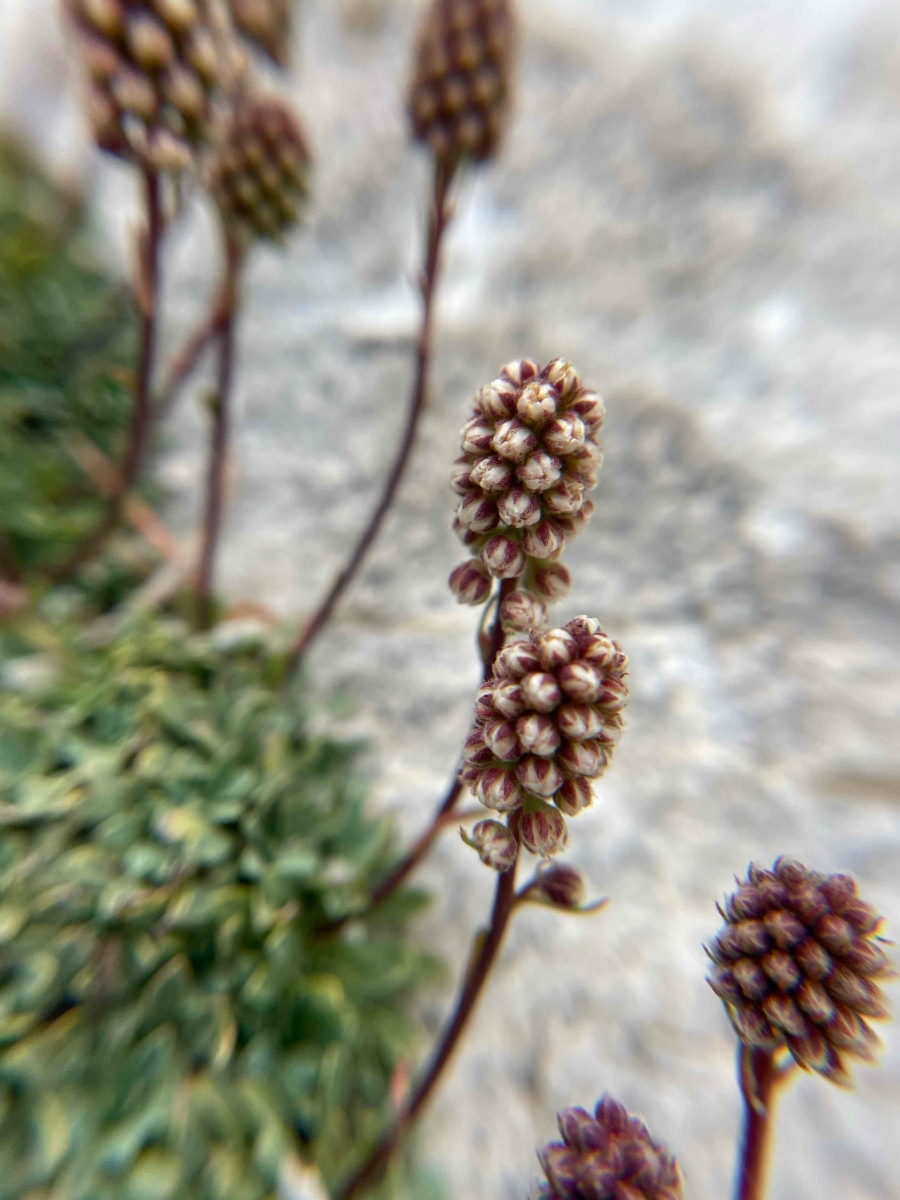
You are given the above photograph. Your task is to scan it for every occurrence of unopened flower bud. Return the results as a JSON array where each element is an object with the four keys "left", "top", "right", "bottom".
[
  {"left": 461, "top": 416, "right": 495, "bottom": 455},
  {"left": 474, "top": 766, "right": 522, "bottom": 812},
  {"left": 516, "top": 381, "right": 557, "bottom": 426},
  {"left": 449, "top": 559, "right": 492, "bottom": 606},
  {"left": 569, "top": 389, "right": 606, "bottom": 430},
  {"left": 516, "top": 756, "right": 563, "bottom": 798},
  {"left": 497, "top": 487, "right": 542, "bottom": 528},
  {"left": 531, "top": 562, "right": 572, "bottom": 600},
  {"left": 463, "top": 819, "right": 518, "bottom": 871},
  {"left": 556, "top": 704, "right": 605, "bottom": 742},
  {"left": 147, "top": 128, "right": 192, "bottom": 171},
  {"left": 502, "top": 359, "right": 539, "bottom": 386},
  {"left": 492, "top": 418, "right": 537, "bottom": 462},
  {"left": 545, "top": 358, "right": 580, "bottom": 395},
  {"left": 543, "top": 413, "right": 586, "bottom": 456},
  {"left": 457, "top": 491, "right": 499, "bottom": 533},
  {"left": 558, "top": 660, "right": 604, "bottom": 702},
  {"left": 520, "top": 806, "right": 567, "bottom": 857},
  {"left": 543, "top": 479, "right": 584, "bottom": 516},
  {"left": 477, "top": 382, "right": 516, "bottom": 422},
  {"left": 555, "top": 776, "right": 593, "bottom": 816},
  {"left": 495, "top": 640, "right": 541, "bottom": 679},
  {"left": 469, "top": 454, "right": 513, "bottom": 494},
  {"left": 483, "top": 719, "right": 520, "bottom": 762},
  {"left": 462, "top": 729, "right": 493, "bottom": 767},
  {"left": 534, "top": 863, "right": 587, "bottom": 909},
  {"left": 518, "top": 449, "right": 562, "bottom": 493},
  {"left": 491, "top": 680, "right": 526, "bottom": 717},
  {"left": 474, "top": 683, "right": 497, "bottom": 722},
  {"left": 516, "top": 712, "right": 561, "bottom": 758},
  {"left": 537, "top": 628, "right": 577, "bottom": 670},
  {"left": 450, "top": 456, "right": 474, "bottom": 494},
  {"left": 558, "top": 739, "right": 608, "bottom": 778},
  {"left": 154, "top": 0, "right": 198, "bottom": 32},
  {"left": 499, "top": 589, "right": 548, "bottom": 632},
  {"left": 481, "top": 534, "right": 526, "bottom": 579},
  {"left": 519, "top": 671, "right": 562, "bottom": 713},
  {"left": 81, "top": 0, "right": 125, "bottom": 38},
  {"left": 231, "top": 0, "right": 292, "bottom": 66},
  {"left": 522, "top": 519, "right": 565, "bottom": 560},
  {"left": 127, "top": 13, "right": 175, "bottom": 69}
]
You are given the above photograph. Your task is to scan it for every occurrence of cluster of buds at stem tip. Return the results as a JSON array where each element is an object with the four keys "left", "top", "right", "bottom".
[
  {"left": 449, "top": 359, "right": 604, "bottom": 631},
  {"left": 65, "top": 0, "right": 245, "bottom": 171},
  {"left": 461, "top": 616, "right": 627, "bottom": 862},
  {"left": 707, "top": 858, "right": 893, "bottom": 1087},
  {"left": 208, "top": 93, "right": 311, "bottom": 241},
  {"left": 228, "top": 0, "right": 292, "bottom": 66},
  {"left": 409, "top": 0, "right": 515, "bottom": 170},
  {"left": 538, "top": 1096, "right": 684, "bottom": 1200}
]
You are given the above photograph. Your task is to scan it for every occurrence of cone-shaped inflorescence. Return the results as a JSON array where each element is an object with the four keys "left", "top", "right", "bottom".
[
  {"left": 449, "top": 359, "right": 604, "bottom": 630},
  {"left": 66, "top": 0, "right": 242, "bottom": 170},
  {"left": 409, "top": 0, "right": 515, "bottom": 169},
  {"left": 539, "top": 1096, "right": 684, "bottom": 1200},
  {"left": 229, "top": 0, "right": 291, "bottom": 65},
  {"left": 707, "top": 858, "right": 893, "bottom": 1086},
  {"left": 209, "top": 93, "right": 311, "bottom": 240},
  {"left": 461, "top": 616, "right": 627, "bottom": 860}
]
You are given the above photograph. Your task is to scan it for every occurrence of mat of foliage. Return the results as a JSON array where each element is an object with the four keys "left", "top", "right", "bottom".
[
  {"left": 0, "top": 138, "right": 140, "bottom": 589},
  {"left": 0, "top": 618, "right": 439, "bottom": 1200}
]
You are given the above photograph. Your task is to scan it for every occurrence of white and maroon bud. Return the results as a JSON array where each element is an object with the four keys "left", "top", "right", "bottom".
[
  {"left": 516, "top": 755, "right": 563, "bottom": 798},
  {"left": 477, "top": 383, "right": 516, "bottom": 422},
  {"left": 555, "top": 776, "right": 594, "bottom": 816},
  {"left": 520, "top": 806, "right": 568, "bottom": 857},
  {"left": 580, "top": 632, "right": 619, "bottom": 668},
  {"left": 543, "top": 478, "right": 584, "bottom": 516},
  {"left": 593, "top": 678, "right": 629, "bottom": 713},
  {"left": 112, "top": 67, "right": 158, "bottom": 119},
  {"left": 556, "top": 703, "right": 605, "bottom": 741},
  {"left": 127, "top": 13, "right": 175, "bottom": 70},
  {"left": 83, "top": 36, "right": 120, "bottom": 81},
  {"left": 518, "top": 450, "right": 562, "bottom": 492},
  {"left": 534, "top": 862, "right": 587, "bottom": 908},
  {"left": 457, "top": 491, "right": 499, "bottom": 533},
  {"left": 558, "top": 738, "right": 608, "bottom": 777},
  {"left": 520, "top": 671, "right": 562, "bottom": 712},
  {"left": 185, "top": 26, "right": 220, "bottom": 84},
  {"left": 81, "top": 0, "right": 125, "bottom": 38},
  {"left": 469, "top": 455, "right": 513, "bottom": 494},
  {"left": 566, "top": 444, "right": 602, "bottom": 484},
  {"left": 564, "top": 498, "right": 595, "bottom": 536},
  {"left": 564, "top": 615, "right": 601, "bottom": 640},
  {"left": 502, "top": 359, "right": 539, "bottom": 386},
  {"left": 535, "top": 630, "right": 575, "bottom": 672},
  {"left": 497, "top": 487, "right": 542, "bottom": 528},
  {"left": 558, "top": 660, "right": 605, "bottom": 703},
  {"left": 491, "top": 680, "right": 527, "bottom": 718},
  {"left": 568, "top": 388, "right": 606, "bottom": 429},
  {"left": 531, "top": 562, "right": 572, "bottom": 600},
  {"left": 499, "top": 590, "right": 548, "bottom": 632},
  {"left": 449, "top": 559, "right": 493, "bottom": 606},
  {"left": 481, "top": 534, "right": 526, "bottom": 579},
  {"left": 516, "top": 381, "right": 557, "bottom": 426},
  {"left": 462, "top": 729, "right": 494, "bottom": 767},
  {"left": 517, "top": 712, "right": 562, "bottom": 757},
  {"left": 475, "top": 766, "right": 523, "bottom": 812},
  {"left": 520, "top": 520, "right": 564, "bottom": 561},
  {"left": 450, "top": 456, "right": 474, "bottom": 494},
  {"left": 474, "top": 683, "right": 497, "bottom": 723},
  {"left": 492, "top": 418, "right": 538, "bottom": 462},
  {"left": 154, "top": 0, "right": 199, "bottom": 32},
  {"left": 461, "top": 416, "right": 496, "bottom": 455},
  {"left": 545, "top": 358, "right": 580, "bottom": 396},
  {"left": 147, "top": 128, "right": 192, "bottom": 172},
  {"left": 483, "top": 720, "right": 520, "bottom": 762},
  {"left": 495, "top": 639, "right": 542, "bottom": 680},
  {"left": 595, "top": 716, "right": 624, "bottom": 747},
  {"left": 543, "top": 413, "right": 587, "bottom": 455},
  {"left": 162, "top": 64, "right": 206, "bottom": 121},
  {"left": 463, "top": 819, "right": 518, "bottom": 871}
]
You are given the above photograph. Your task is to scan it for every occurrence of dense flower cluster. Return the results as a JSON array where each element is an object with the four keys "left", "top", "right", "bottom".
[
  {"left": 461, "top": 617, "right": 627, "bottom": 859},
  {"left": 409, "top": 0, "right": 515, "bottom": 168},
  {"left": 449, "top": 359, "right": 604, "bottom": 627},
  {"left": 209, "top": 94, "right": 311, "bottom": 240},
  {"left": 707, "top": 858, "right": 892, "bottom": 1086},
  {"left": 539, "top": 1096, "right": 683, "bottom": 1200},
  {"left": 67, "top": 0, "right": 241, "bottom": 170}
]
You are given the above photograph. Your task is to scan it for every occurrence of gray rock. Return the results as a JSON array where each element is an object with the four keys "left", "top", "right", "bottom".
[{"left": 2, "top": 0, "right": 899, "bottom": 1197}]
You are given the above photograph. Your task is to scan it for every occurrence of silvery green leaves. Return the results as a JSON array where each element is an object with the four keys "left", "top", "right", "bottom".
[{"left": 0, "top": 618, "right": 436, "bottom": 1199}]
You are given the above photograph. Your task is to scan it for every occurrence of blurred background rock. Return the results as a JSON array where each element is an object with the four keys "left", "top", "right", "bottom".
[{"left": 2, "top": 0, "right": 899, "bottom": 1197}]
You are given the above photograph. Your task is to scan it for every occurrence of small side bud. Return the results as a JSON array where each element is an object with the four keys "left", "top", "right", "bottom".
[
  {"left": 532, "top": 863, "right": 587, "bottom": 909},
  {"left": 520, "top": 806, "right": 568, "bottom": 857},
  {"left": 449, "top": 559, "right": 493, "bottom": 606},
  {"left": 499, "top": 590, "right": 548, "bottom": 632},
  {"left": 462, "top": 819, "right": 518, "bottom": 871}
]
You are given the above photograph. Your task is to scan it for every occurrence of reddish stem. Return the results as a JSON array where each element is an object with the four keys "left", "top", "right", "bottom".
[
  {"left": 194, "top": 236, "right": 243, "bottom": 631},
  {"left": 734, "top": 1046, "right": 780, "bottom": 1200},
  {"left": 50, "top": 168, "right": 163, "bottom": 585},
  {"left": 319, "top": 578, "right": 515, "bottom": 934},
  {"left": 336, "top": 838, "right": 521, "bottom": 1200},
  {"left": 285, "top": 160, "right": 455, "bottom": 673}
]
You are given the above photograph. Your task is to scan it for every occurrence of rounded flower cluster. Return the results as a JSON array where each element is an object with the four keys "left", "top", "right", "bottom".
[
  {"left": 449, "top": 359, "right": 604, "bottom": 623},
  {"left": 229, "top": 0, "right": 291, "bottom": 65},
  {"left": 707, "top": 858, "right": 892, "bottom": 1086},
  {"left": 539, "top": 1096, "right": 683, "bottom": 1200},
  {"left": 67, "top": 0, "right": 241, "bottom": 170},
  {"left": 209, "top": 94, "right": 311, "bottom": 240},
  {"left": 461, "top": 617, "right": 628, "bottom": 858},
  {"left": 409, "top": 0, "right": 515, "bottom": 168}
]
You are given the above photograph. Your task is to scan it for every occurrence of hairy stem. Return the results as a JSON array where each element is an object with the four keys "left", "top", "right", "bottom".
[
  {"left": 734, "top": 1046, "right": 780, "bottom": 1200},
  {"left": 50, "top": 168, "right": 163, "bottom": 585},
  {"left": 320, "top": 578, "right": 515, "bottom": 934},
  {"left": 194, "top": 236, "right": 243, "bottom": 631},
  {"left": 285, "top": 160, "right": 455, "bottom": 673},
  {"left": 337, "top": 838, "right": 521, "bottom": 1200}
]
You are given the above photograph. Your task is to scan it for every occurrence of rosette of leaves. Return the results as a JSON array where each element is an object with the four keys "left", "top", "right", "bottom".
[
  {"left": 0, "top": 139, "right": 149, "bottom": 600},
  {"left": 0, "top": 618, "right": 437, "bottom": 1199}
]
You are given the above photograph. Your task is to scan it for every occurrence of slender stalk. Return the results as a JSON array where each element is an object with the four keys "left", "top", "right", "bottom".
[
  {"left": 734, "top": 1046, "right": 780, "bottom": 1200},
  {"left": 285, "top": 159, "right": 455, "bottom": 672},
  {"left": 155, "top": 284, "right": 232, "bottom": 421},
  {"left": 0, "top": 532, "right": 21, "bottom": 585},
  {"left": 194, "top": 236, "right": 243, "bottom": 630},
  {"left": 337, "top": 836, "right": 521, "bottom": 1200},
  {"left": 50, "top": 168, "right": 164, "bottom": 585},
  {"left": 320, "top": 578, "right": 515, "bottom": 934}
]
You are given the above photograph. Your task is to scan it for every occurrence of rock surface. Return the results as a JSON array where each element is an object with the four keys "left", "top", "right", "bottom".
[{"left": 3, "top": 1, "right": 900, "bottom": 1198}]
